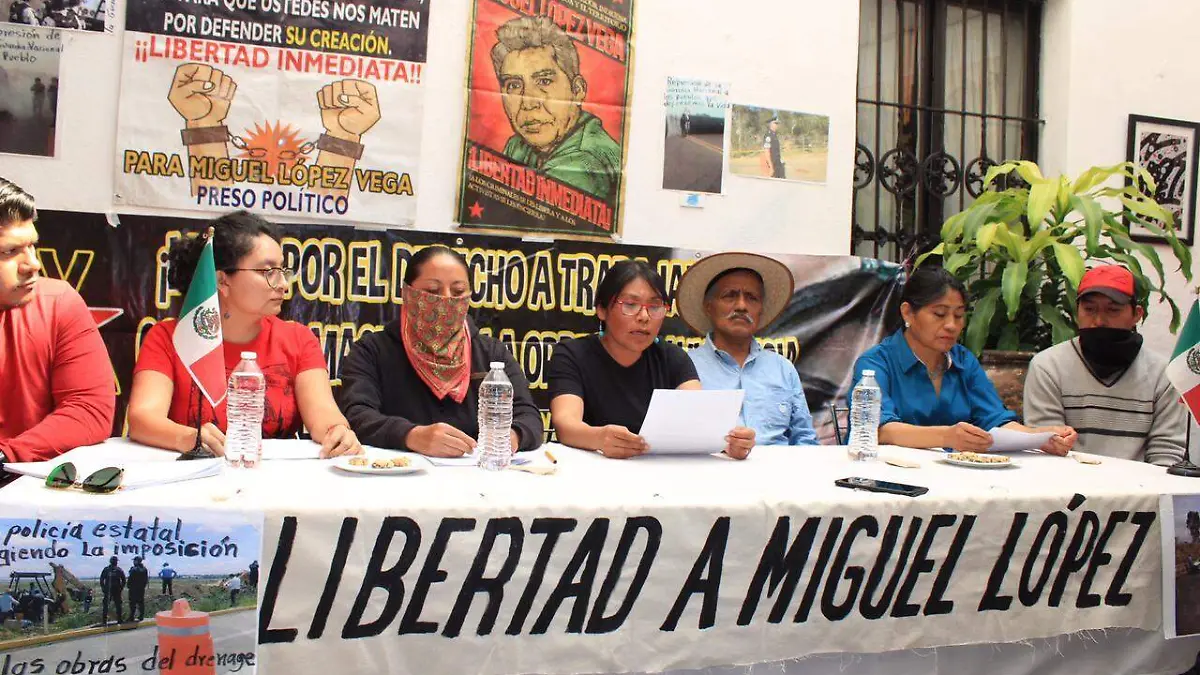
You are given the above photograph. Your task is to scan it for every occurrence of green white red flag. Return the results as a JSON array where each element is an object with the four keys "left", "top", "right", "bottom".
[
  {"left": 173, "top": 233, "right": 225, "bottom": 408},
  {"left": 1168, "top": 298, "right": 1200, "bottom": 419}
]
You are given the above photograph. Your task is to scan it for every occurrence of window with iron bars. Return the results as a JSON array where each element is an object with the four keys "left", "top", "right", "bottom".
[{"left": 853, "top": 0, "right": 1044, "bottom": 262}]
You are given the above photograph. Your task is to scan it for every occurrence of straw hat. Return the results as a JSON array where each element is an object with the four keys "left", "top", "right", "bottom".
[{"left": 676, "top": 252, "right": 795, "bottom": 335}]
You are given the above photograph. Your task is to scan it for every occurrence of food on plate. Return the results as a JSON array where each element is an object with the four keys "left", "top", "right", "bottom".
[
  {"left": 946, "top": 451, "right": 1010, "bottom": 464},
  {"left": 361, "top": 457, "right": 413, "bottom": 469}
]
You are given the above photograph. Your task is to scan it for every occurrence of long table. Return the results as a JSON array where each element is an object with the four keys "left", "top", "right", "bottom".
[{"left": 3, "top": 440, "right": 1199, "bottom": 675}]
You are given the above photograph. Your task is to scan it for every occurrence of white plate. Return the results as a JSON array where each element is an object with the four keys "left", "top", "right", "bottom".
[
  {"left": 941, "top": 456, "right": 1017, "bottom": 470},
  {"left": 333, "top": 455, "right": 427, "bottom": 475}
]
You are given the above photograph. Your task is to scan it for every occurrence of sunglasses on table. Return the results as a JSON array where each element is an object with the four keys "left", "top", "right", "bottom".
[{"left": 45, "top": 463, "right": 123, "bottom": 494}]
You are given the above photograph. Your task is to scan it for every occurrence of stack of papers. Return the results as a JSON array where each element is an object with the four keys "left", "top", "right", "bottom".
[
  {"left": 3, "top": 458, "right": 223, "bottom": 489},
  {"left": 427, "top": 453, "right": 532, "bottom": 468}
]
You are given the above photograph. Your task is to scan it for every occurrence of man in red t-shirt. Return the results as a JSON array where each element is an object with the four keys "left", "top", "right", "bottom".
[{"left": 0, "top": 177, "right": 116, "bottom": 467}]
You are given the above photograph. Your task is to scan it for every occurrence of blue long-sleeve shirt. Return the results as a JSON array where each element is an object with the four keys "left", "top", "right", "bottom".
[
  {"left": 851, "top": 329, "right": 1017, "bottom": 430},
  {"left": 689, "top": 336, "right": 818, "bottom": 446}
]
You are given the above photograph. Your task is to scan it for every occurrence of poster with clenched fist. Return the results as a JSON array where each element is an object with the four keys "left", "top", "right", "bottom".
[{"left": 114, "top": 0, "right": 430, "bottom": 226}]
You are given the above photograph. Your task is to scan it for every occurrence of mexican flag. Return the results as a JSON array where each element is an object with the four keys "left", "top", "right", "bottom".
[
  {"left": 1168, "top": 298, "right": 1200, "bottom": 418},
  {"left": 173, "top": 234, "right": 226, "bottom": 408}
]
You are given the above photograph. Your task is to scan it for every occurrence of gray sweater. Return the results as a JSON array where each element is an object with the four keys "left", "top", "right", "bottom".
[{"left": 1023, "top": 339, "right": 1186, "bottom": 466}]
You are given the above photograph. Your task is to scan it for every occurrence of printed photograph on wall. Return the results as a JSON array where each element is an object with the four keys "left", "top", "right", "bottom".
[
  {"left": 115, "top": 0, "right": 430, "bottom": 225},
  {"left": 0, "top": 505, "right": 262, "bottom": 670},
  {"left": 1161, "top": 493, "right": 1200, "bottom": 638},
  {"left": 729, "top": 104, "right": 829, "bottom": 183},
  {"left": 662, "top": 76, "right": 728, "bottom": 194},
  {"left": 0, "top": 25, "right": 61, "bottom": 157},
  {"left": 1127, "top": 114, "right": 1199, "bottom": 246},
  {"left": 1, "top": 0, "right": 115, "bottom": 32},
  {"left": 456, "top": 0, "right": 635, "bottom": 237}
]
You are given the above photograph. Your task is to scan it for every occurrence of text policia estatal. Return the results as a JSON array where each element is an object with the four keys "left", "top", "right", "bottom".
[
  {"left": 258, "top": 505, "right": 1154, "bottom": 643},
  {"left": 0, "top": 518, "right": 239, "bottom": 568}
]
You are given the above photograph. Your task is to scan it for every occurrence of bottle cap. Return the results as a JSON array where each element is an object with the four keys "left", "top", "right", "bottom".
[
  {"left": 241, "top": 351, "right": 257, "bottom": 360},
  {"left": 862, "top": 369, "right": 875, "bottom": 377},
  {"left": 490, "top": 361, "right": 504, "bottom": 369}
]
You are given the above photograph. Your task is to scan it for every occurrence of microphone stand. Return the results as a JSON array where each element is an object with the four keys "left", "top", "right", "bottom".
[
  {"left": 177, "top": 389, "right": 217, "bottom": 461},
  {"left": 1168, "top": 411, "right": 1200, "bottom": 477}
]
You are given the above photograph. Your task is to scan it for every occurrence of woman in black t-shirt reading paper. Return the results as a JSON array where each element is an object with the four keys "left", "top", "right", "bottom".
[{"left": 548, "top": 260, "right": 756, "bottom": 460}]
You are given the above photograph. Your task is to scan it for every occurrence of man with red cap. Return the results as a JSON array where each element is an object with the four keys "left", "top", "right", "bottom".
[{"left": 1024, "top": 265, "right": 1185, "bottom": 465}]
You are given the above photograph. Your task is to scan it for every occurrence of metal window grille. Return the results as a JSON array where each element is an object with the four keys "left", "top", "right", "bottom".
[{"left": 853, "top": 0, "right": 1044, "bottom": 261}]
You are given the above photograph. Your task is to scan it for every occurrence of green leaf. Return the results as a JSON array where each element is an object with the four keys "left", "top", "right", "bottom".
[
  {"left": 976, "top": 222, "right": 1000, "bottom": 253},
  {"left": 1027, "top": 182, "right": 1057, "bottom": 229},
  {"left": 1037, "top": 303, "right": 1076, "bottom": 344},
  {"left": 982, "top": 162, "right": 1020, "bottom": 190},
  {"left": 966, "top": 288, "right": 1001, "bottom": 355},
  {"left": 1070, "top": 194, "right": 1105, "bottom": 256},
  {"left": 1111, "top": 230, "right": 1166, "bottom": 288},
  {"left": 941, "top": 211, "right": 968, "bottom": 241},
  {"left": 1056, "top": 177, "right": 1073, "bottom": 222},
  {"left": 1072, "top": 163, "right": 1124, "bottom": 194},
  {"left": 1051, "top": 242, "right": 1085, "bottom": 289},
  {"left": 1120, "top": 196, "right": 1174, "bottom": 228},
  {"left": 945, "top": 251, "right": 978, "bottom": 274},
  {"left": 1001, "top": 260, "right": 1029, "bottom": 320},
  {"left": 1023, "top": 229, "right": 1056, "bottom": 262},
  {"left": 961, "top": 201, "right": 999, "bottom": 243},
  {"left": 1015, "top": 161, "right": 1047, "bottom": 184},
  {"left": 993, "top": 223, "right": 1027, "bottom": 262},
  {"left": 915, "top": 243, "right": 945, "bottom": 268},
  {"left": 997, "top": 323, "right": 1020, "bottom": 351}
]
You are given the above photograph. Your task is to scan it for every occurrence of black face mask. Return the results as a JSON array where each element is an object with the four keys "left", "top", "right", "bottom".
[{"left": 1077, "top": 327, "right": 1143, "bottom": 379}]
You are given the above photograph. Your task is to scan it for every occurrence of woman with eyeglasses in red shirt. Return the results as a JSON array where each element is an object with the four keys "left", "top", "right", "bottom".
[
  {"left": 548, "top": 260, "right": 755, "bottom": 459},
  {"left": 127, "top": 211, "right": 360, "bottom": 458}
]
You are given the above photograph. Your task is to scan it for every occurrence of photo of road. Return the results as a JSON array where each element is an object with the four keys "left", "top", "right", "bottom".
[
  {"left": 663, "top": 76, "right": 728, "bottom": 194},
  {"left": 0, "top": 609, "right": 256, "bottom": 674},
  {"left": 663, "top": 132, "right": 724, "bottom": 194}
]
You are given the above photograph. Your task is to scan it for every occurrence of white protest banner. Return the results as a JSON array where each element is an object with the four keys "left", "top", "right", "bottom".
[
  {"left": 0, "top": 506, "right": 263, "bottom": 675},
  {"left": 257, "top": 489, "right": 1161, "bottom": 675},
  {"left": 114, "top": 0, "right": 429, "bottom": 225}
]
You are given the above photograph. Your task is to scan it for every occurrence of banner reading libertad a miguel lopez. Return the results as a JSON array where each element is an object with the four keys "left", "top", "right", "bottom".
[
  {"left": 35, "top": 210, "right": 901, "bottom": 442},
  {"left": 457, "top": 0, "right": 634, "bottom": 237},
  {"left": 115, "top": 0, "right": 429, "bottom": 226}
]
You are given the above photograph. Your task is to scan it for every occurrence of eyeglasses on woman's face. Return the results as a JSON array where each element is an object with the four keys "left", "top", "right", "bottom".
[
  {"left": 612, "top": 299, "right": 668, "bottom": 319},
  {"left": 226, "top": 267, "right": 296, "bottom": 290}
]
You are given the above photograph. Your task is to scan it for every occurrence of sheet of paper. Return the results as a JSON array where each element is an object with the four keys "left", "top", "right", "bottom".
[
  {"left": 639, "top": 389, "right": 746, "bottom": 454},
  {"left": 987, "top": 427, "right": 1054, "bottom": 452}
]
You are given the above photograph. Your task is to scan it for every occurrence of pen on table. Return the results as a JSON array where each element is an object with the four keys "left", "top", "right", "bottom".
[{"left": 545, "top": 450, "right": 558, "bottom": 464}]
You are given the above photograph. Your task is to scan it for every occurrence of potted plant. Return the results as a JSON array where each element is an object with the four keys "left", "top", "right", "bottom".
[{"left": 918, "top": 160, "right": 1194, "bottom": 415}]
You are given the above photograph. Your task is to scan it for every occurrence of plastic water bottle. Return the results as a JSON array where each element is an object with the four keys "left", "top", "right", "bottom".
[
  {"left": 849, "top": 370, "right": 882, "bottom": 461},
  {"left": 477, "top": 362, "right": 514, "bottom": 471},
  {"left": 225, "top": 351, "right": 265, "bottom": 469}
]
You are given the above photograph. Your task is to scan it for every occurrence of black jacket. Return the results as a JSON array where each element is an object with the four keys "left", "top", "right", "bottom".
[
  {"left": 100, "top": 565, "right": 125, "bottom": 594},
  {"left": 128, "top": 564, "right": 149, "bottom": 591},
  {"left": 339, "top": 320, "right": 544, "bottom": 452}
]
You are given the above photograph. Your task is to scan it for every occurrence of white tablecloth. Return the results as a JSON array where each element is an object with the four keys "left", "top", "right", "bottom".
[{"left": 3, "top": 440, "right": 1199, "bottom": 675}]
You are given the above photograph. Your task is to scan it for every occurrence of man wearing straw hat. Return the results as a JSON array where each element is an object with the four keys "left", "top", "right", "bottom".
[{"left": 677, "top": 253, "right": 817, "bottom": 446}]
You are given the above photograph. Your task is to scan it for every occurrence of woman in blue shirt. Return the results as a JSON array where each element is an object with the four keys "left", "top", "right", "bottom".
[{"left": 852, "top": 266, "right": 1076, "bottom": 454}]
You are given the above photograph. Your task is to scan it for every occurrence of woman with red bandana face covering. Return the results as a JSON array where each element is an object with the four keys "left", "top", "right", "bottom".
[
  {"left": 128, "top": 211, "right": 361, "bottom": 458},
  {"left": 339, "top": 246, "right": 544, "bottom": 457}
]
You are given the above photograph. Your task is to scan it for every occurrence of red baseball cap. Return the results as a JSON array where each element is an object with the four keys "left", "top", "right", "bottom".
[{"left": 1077, "top": 265, "right": 1135, "bottom": 304}]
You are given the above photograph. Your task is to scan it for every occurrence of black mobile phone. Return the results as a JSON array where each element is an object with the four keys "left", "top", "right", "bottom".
[{"left": 834, "top": 476, "right": 928, "bottom": 497}]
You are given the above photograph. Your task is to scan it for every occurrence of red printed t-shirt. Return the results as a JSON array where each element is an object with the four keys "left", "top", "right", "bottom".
[
  {"left": 134, "top": 315, "right": 326, "bottom": 438},
  {"left": 0, "top": 278, "right": 116, "bottom": 462}
]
